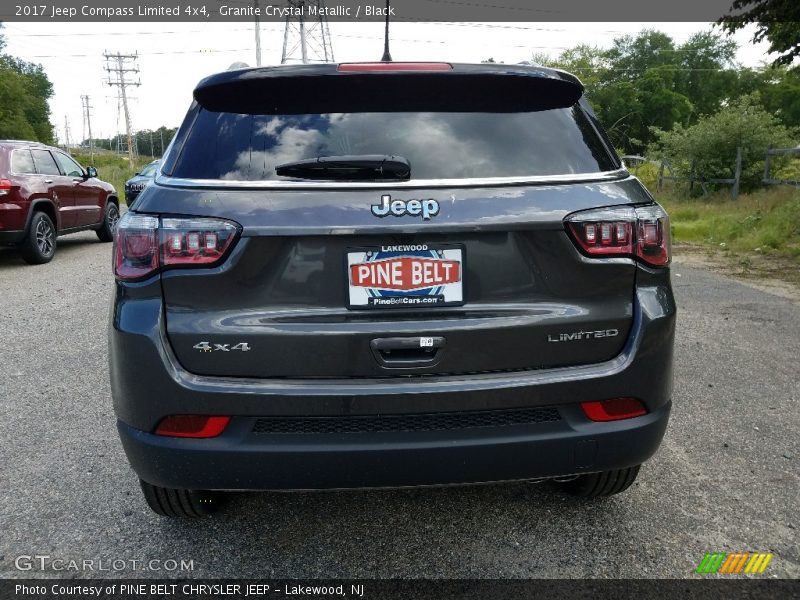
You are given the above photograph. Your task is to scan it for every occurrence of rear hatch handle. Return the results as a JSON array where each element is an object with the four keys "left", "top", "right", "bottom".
[{"left": 370, "top": 336, "right": 446, "bottom": 368}]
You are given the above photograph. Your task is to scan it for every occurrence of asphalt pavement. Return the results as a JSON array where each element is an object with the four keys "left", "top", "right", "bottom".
[{"left": 0, "top": 232, "right": 797, "bottom": 579}]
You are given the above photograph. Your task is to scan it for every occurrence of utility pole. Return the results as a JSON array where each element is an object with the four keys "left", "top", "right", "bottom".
[
  {"left": 63, "top": 116, "right": 71, "bottom": 154},
  {"left": 281, "top": 0, "right": 335, "bottom": 64},
  {"left": 254, "top": 0, "right": 262, "bottom": 66},
  {"left": 81, "top": 95, "right": 95, "bottom": 163},
  {"left": 159, "top": 130, "right": 164, "bottom": 156},
  {"left": 104, "top": 51, "right": 141, "bottom": 168}
]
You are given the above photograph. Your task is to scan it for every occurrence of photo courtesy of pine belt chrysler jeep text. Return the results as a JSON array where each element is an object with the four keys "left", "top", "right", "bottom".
[{"left": 109, "top": 62, "right": 675, "bottom": 517}]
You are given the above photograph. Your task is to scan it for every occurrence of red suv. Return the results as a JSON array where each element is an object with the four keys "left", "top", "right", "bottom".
[{"left": 0, "top": 140, "right": 119, "bottom": 264}]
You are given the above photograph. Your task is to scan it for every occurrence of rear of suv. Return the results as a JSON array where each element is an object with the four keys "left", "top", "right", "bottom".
[
  {"left": 0, "top": 141, "right": 119, "bottom": 264},
  {"left": 109, "top": 63, "right": 675, "bottom": 517}
]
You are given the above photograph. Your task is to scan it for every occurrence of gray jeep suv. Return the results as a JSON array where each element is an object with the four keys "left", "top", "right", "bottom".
[{"left": 109, "top": 62, "right": 674, "bottom": 517}]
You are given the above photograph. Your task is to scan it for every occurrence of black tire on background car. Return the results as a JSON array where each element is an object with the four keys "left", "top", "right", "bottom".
[
  {"left": 20, "top": 210, "right": 57, "bottom": 264},
  {"left": 557, "top": 465, "right": 641, "bottom": 497},
  {"left": 96, "top": 201, "right": 120, "bottom": 242},
  {"left": 139, "top": 479, "right": 223, "bottom": 517}
]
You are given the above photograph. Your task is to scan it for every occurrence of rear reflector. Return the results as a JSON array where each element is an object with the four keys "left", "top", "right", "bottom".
[
  {"left": 581, "top": 398, "right": 647, "bottom": 422},
  {"left": 155, "top": 415, "right": 231, "bottom": 438},
  {"left": 337, "top": 62, "right": 453, "bottom": 72}
]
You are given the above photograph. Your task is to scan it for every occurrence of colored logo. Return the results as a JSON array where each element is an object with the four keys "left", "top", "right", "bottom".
[
  {"left": 350, "top": 255, "right": 460, "bottom": 292},
  {"left": 696, "top": 552, "right": 773, "bottom": 574}
]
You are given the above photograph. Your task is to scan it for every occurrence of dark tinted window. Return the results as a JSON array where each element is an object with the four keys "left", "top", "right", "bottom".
[
  {"left": 171, "top": 107, "right": 617, "bottom": 181},
  {"left": 11, "top": 149, "right": 35, "bottom": 174},
  {"left": 31, "top": 150, "right": 61, "bottom": 176}
]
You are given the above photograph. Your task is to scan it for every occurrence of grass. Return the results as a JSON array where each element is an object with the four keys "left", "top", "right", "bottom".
[
  {"left": 70, "top": 149, "right": 156, "bottom": 205},
  {"left": 656, "top": 185, "right": 800, "bottom": 269}
]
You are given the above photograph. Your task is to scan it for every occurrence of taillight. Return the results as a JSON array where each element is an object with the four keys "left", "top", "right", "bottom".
[
  {"left": 114, "top": 214, "right": 158, "bottom": 280},
  {"left": 160, "top": 218, "right": 238, "bottom": 266},
  {"left": 565, "top": 204, "right": 671, "bottom": 267},
  {"left": 0, "top": 179, "right": 12, "bottom": 196},
  {"left": 581, "top": 398, "right": 647, "bottom": 422},
  {"left": 155, "top": 415, "right": 231, "bottom": 438},
  {"left": 114, "top": 213, "right": 239, "bottom": 280}
]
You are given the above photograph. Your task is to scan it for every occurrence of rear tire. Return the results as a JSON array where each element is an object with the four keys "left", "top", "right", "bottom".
[
  {"left": 558, "top": 465, "right": 640, "bottom": 497},
  {"left": 20, "top": 211, "right": 56, "bottom": 264},
  {"left": 96, "top": 201, "right": 120, "bottom": 242},
  {"left": 139, "top": 479, "right": 223, "bottom": 517}
]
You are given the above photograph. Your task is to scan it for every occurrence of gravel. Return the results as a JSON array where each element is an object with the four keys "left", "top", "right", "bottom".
[{"left": 0, "top": 235, "right": 797, "bottom": 579}]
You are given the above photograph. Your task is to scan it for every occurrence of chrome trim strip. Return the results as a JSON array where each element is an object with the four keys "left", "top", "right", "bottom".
[{"left": 154, "top": 168, "right": 630, "bottom": 191}]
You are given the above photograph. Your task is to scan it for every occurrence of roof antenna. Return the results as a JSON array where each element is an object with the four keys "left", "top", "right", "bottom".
[{"left": 380, "top": 0, "right": 392, "bottom": 62}]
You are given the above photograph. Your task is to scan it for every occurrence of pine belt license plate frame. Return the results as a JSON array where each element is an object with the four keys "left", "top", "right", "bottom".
[{"left": 345, "top": 243, "right": 466, "bottom": 310}]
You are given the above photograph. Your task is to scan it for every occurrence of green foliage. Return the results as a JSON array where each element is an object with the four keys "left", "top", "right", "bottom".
[
  {"left": 660, "top": 186, "right": 800, "bottom": 262},
  {"left": 71, "top": 150, "right": 155, "bottom": 202},
  {"left": 718, "top": 0, "right": 800, "bottom": 68},
  {"left": 537, "top": 29, "right": 745, "bottom": 154},
  {"left": 0, "top": 24, "right": 55, "bottom": 143},
  {"left": 736, "top": 66, "right": 800, "bottom": 129},
  {"left": 84, "top": 126, "right": 177, "bottom": 159},
  {"left": 649, "top": 94, "right": 797, "bottom": 190}
]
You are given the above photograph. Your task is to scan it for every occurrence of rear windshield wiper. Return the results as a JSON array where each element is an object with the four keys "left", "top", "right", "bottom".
[{"left": 275, "top": 155, "right": 410, "bottom": 181}]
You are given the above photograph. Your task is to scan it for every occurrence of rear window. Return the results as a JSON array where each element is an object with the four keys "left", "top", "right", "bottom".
[{"left": 168, "top": 106, "right": 618, "bottom": 181}]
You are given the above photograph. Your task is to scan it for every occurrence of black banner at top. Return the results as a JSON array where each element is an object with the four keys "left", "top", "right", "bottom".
[{"left": 1, "top": 0, "right": 746, "bottom": 23}]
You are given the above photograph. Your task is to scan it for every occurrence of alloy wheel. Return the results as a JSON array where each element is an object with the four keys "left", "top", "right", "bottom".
[{"left": 35, "top": 218, "right": 55, "bottom": 257}]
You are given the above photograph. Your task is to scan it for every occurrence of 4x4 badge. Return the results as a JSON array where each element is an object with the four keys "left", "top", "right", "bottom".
[{"left": 371, "top": 195, "right": 439, "bottom": 220}]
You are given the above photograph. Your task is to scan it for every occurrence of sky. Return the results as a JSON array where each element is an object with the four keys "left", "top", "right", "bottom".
[{"left": 1, "top": 21, "right": 774, "bottom": 144}]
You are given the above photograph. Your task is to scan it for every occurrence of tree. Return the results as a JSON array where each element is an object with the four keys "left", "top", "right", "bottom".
[
  {"left": 648, "top": 93, "right": 798, "bottom": 190},
  {"left": 0, "top": 23, "right": 55, "bottom": 143},
  {"left": 674, "top": 31, "right": 739, "bottom": 120},
  {"left": 735, "top": 65, "right": 800, "bottom": 128},
  {"left": 718, "top": 0, "right": 800, "bottom": 68},
  {"left": 605, "top": 30, "right": 677, "bottom": 81}
]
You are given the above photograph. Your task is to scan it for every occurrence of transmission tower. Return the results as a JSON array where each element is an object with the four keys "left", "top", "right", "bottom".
[
  {"left": 104, "top": 51, "right": 141, "bottom": 168},
  {"left": 81, "top": 95, "right": 95, "bottom": 163},
  {"left": 281, "top": 0, "right": 335, "bottom": 64}
]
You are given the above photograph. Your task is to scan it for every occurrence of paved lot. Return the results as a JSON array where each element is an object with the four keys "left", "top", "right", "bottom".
[{"left": 0, "top": 232, "right": 798, "bottom": 579}]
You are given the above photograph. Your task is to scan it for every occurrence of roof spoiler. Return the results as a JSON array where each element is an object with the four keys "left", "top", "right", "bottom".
[{"left": 193, "top": 63, "right": 584, "bottom": 115}]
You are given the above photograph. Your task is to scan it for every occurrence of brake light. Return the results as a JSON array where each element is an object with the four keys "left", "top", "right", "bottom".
[
  {"left": 566, "top": 204, "right": 671, "bottom": 267},
  {"left": 114, "top": 214, "right": 239, "bottom": 280},
  {"left": 337, "top": 62, "right": 452, "bottom": 72},
  {"left": 155, "top": 415, "right": 231, "bottom": 438},
  {"left": 581, "top": 398, "right": 647, "bottom": 422},
  {"left": 0, "top": 179, "right": 12, "bottom": 196}
]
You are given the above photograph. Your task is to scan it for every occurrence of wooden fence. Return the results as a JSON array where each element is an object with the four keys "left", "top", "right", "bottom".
[
  {"left": 763, "top": 147, "right": 800, "bottom": 187},
  {"left": 655, "top": 147, "right": 742, "bottom": 200}
]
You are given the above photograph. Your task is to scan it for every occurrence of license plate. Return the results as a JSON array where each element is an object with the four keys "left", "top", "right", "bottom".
[{"left": 346, "top": 244, "right": 464, "bottom": 309}]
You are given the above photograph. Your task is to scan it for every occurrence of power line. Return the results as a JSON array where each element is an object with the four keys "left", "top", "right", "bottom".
[{"left": 25, "top": 48, "right": 258, "bottom": 58}]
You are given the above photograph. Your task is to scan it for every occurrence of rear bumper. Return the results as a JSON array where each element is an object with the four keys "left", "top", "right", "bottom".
[
  {"left": 119, "top": 401, "right": 670, "bottom": 490},
  {"left": 110, "top": 270, "right": 675, "bottom": 490}
]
